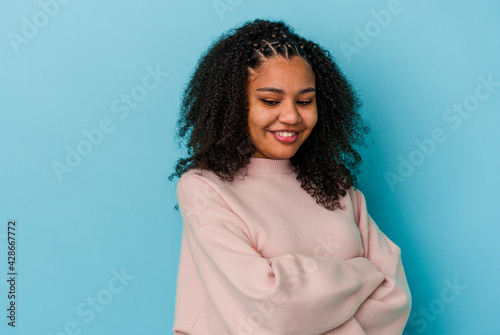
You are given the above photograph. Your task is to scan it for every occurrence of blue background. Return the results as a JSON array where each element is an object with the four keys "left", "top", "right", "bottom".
[{"left": 1, "top": 0, "right": 499, "bottom": 334}]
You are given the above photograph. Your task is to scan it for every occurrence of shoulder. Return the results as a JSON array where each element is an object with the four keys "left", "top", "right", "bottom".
[
  {"left": 177, "top": 168, "right": 206, "bottom": 189},
  {"left": 345, "top": 187, "right": 367, "bottom": 208},
  {"left": 176, "top": 169, "right": 234, "bottom": 214},
  {"left": 177, "top": 169, "right": 225, "bottom": 195},
  {"left": 177, "top": 169, "right": 217, "bottom": 202},
  {"left": 345, "top": 187, "right": 370, "bottom": 229},
  {"left": 176, "top": 168, "right": 247, "bottom": 229}
]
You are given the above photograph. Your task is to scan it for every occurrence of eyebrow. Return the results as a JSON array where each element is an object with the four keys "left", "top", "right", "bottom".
[{"left": 256, "top": 87, "right": 316, "bottom": 94}]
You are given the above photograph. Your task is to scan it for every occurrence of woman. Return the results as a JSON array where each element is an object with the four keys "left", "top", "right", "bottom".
[{"left": 170, "top": 19, "right": 412, "bottom": 334}]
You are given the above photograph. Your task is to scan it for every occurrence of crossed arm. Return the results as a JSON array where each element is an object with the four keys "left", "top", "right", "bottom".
[{"left": 177, "top": 176, "right": 411, "bottom": 334}]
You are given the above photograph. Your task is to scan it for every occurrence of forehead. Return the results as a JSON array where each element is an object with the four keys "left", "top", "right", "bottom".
[{"left": 247, "top": 56, "right": 316, "bottom": 89}]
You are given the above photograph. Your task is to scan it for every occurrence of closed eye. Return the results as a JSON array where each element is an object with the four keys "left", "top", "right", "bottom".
[
  {"left": 297, "top": 100, "right": 313, "bottom": 106},
  {"left": 261, "top": 99, "right": 313, "bottom": 106},
  {"left": 260, "top": 99, "right": 280, "bottom": 106}
]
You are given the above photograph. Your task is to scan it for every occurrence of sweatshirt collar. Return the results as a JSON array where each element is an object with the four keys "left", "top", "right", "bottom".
[{"left": 242, "top": 158, "right": 294, "bottom": 174}]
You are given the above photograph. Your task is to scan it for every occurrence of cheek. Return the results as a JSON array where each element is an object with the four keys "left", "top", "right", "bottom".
[
  {"left": 306, "top": 108, "right": 318, "bottom": 128},
  {"left": 248, "top": 110, "right": 270, "bottom": 131},
  {"left": 247, "top": 111, "right": 265, "bottom": 140},
  {"left": 301, "top": 109, "right": 318, "bottom": 140}
]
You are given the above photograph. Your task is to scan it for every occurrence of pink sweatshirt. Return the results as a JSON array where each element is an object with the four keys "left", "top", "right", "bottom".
[{"left": 173, "top": 158, "right": 411, "bottom": 334}]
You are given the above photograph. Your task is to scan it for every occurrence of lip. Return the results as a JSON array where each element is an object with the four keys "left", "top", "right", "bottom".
[
  {"left": 269, "top": 130, "right": 300, "bottom": 143},
  {"left": 270, "top": 129, "right": 302, "bottom": 133}
]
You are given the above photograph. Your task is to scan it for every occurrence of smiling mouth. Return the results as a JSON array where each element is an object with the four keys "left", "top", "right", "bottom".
[
  {"left": 272, "top": 131, "right": 297, "bottom": 137},
  {"left": 270, "top": 131, "right": 299, "bottom": 143}
]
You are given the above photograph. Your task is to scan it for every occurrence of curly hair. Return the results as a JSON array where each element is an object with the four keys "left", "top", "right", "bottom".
[{"left": 169, "top": 19, "right": 370, "bottom": 210}]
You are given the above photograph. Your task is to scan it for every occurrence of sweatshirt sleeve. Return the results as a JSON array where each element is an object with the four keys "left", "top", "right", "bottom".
[
  {"left": 350, "top": 189, "right": 412, "bottom": 334},
  {"left": 176, "top": 173, "right": 385, "bottom": 335}
]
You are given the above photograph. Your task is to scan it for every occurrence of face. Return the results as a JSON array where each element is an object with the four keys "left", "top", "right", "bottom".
[{"left": 246, "top": 56, "right": 317, "bottom": 159}]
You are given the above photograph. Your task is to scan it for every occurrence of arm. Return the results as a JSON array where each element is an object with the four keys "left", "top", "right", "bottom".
[
  {"left": 176, "top": 173, "right": 385, "bottom": 335},
  {"left": 351, "top": 189, "right": 412, "bottom": 334}
]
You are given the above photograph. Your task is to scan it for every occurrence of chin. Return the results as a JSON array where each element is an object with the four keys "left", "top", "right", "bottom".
[{"left": 269, "top": 149, "right": 298, "bottom": 159}]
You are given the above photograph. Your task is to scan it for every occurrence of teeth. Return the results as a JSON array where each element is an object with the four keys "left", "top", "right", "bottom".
[{"left": 274, "top": 131, "right": 296, "bottom": 137}]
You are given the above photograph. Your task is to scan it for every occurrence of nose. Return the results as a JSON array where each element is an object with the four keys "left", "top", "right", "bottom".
[{"left": 278, "top": 100, "right": 302, "bottom": 124}]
